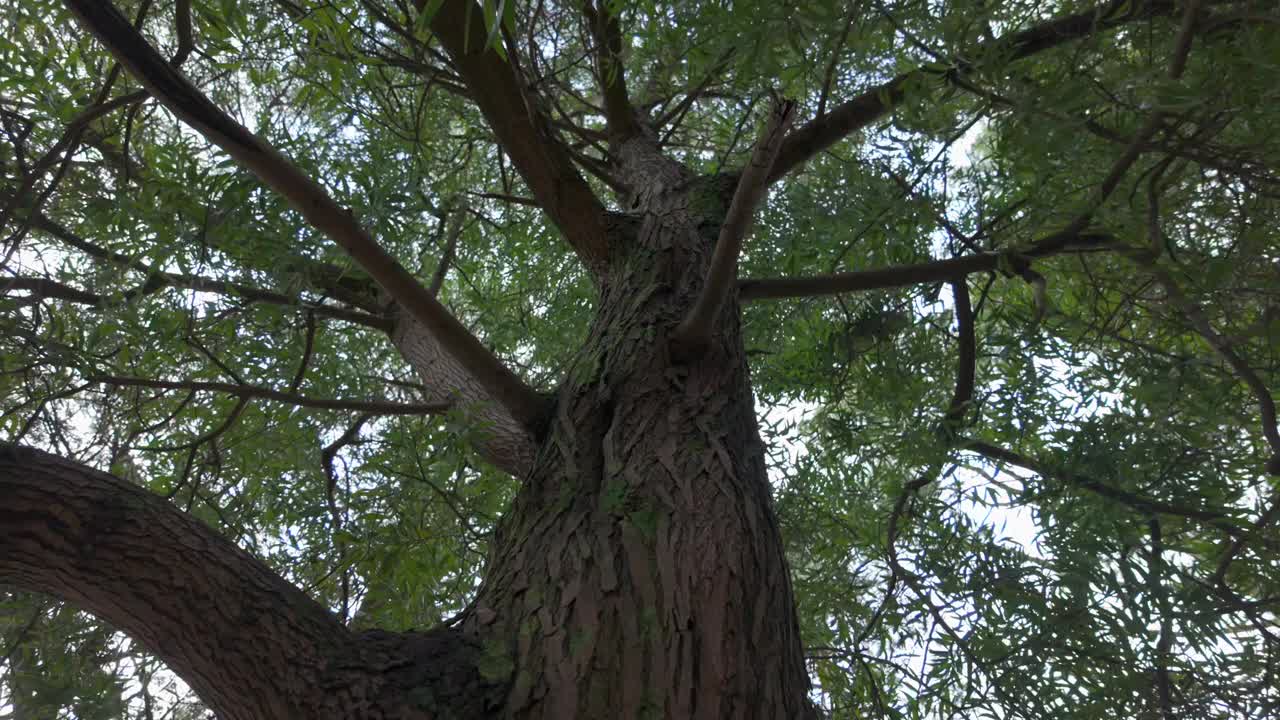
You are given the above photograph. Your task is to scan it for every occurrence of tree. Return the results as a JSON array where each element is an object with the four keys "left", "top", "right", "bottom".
[{"left": 1, "top": 0, "right": 1278, "bottom": 717}]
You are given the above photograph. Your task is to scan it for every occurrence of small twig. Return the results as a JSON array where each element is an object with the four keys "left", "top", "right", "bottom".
[
  {"left": 428, "top": 209, "right": 464, "bottom": 296},
  {"left": 321, "top": 414, "right": 370, "bottom": 623}
]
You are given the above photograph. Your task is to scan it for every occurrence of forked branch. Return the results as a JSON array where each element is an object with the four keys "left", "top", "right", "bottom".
[
  {"left": 63, "top": 0, "right": 549, "bottom": 433},
  {"left": 673, "top": 97, "right": 796, "bottom": 358}
]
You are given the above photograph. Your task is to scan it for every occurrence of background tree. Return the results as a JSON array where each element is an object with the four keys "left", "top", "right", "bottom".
[{"left": 2, "top": 0, "right": 1278, "bottom": 717}]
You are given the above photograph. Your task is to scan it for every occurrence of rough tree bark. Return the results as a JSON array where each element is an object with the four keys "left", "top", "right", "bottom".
[{"left": 461, "top": 144, "right": 812, "bottom": 717}]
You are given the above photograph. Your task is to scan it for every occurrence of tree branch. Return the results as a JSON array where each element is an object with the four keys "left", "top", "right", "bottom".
[
  {"left": 3, "top": 276, "right": 103, "bottom": 305},
  {"left": 63, "top": 0, "right": 549, "bottom": 434},
  {"left": 421, "top": 0, "right": 610, "bottom": 273},
  {"left": 943, "top": 279, "right": 975, "bottom": 430},
  {"left": 1130, "top": 255, "right": 1280, "bottom": 463},
  {"left": 768, "top": 0, "right": 1189, "bottom": 183},
  {"left": 170, "top": 0, "right": 193, "bottom": 67},
  {"left": 673, "top": 97, "right": 796, "bottom": 358},
  {"left": 0, "top": 442, "right": 351, "bottom": 719},
  {"left": 581, "top": 0, "right": 642, "bottom": 141},
  {"left": 1, "top": 273, "right": 392, "bottom": 330},
  {"left": 89, "top": 374, "right": 450, "bottom": 416},
  {"left": 654, "top": 47, "right": 735, "bottom": 135},
  {"left": 0, "top": 443, "right": 500, "bottom": 719},
  {"left": 963, "top": 439, "right": 1246, "bottom": 535},
  {"left": 738, "top": 230, "right": 1113, "bottom": 301}
]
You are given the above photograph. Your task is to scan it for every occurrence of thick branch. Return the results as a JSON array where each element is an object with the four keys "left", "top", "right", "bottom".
[
  {"left": 769, "top": 0, "right": 1188, "bottom": 182},
  {"left": 63, "top": 0, "right": 549, "bottom": 433},
  {"left": 0, "top": 442, "right": 351, "bottom": 719},
  {"left": 422, "top": 0, "right": 609, "bottom": 272},
  {"left": 3, "top": 276, "right": 102, "bottom": 305},
  {"left": 90, "top": 374, "right": 451, "bottom": 416},
  {"left": 673, "top": 97, "right": 796, "bottom": 357}
]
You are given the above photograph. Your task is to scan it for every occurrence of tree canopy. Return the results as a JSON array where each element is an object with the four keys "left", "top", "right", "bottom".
[{"left": 2, "top": 0, "right": 1279, "bottom": 717}]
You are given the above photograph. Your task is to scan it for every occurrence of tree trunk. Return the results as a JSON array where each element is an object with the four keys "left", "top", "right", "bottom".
[{"left": 464, "top": 162, "right": 813, "bottom": 718}]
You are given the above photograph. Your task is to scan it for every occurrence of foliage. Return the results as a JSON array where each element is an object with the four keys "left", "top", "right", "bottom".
[{"left": 2, "top": 0, "right": 1278, "bottom": 717}]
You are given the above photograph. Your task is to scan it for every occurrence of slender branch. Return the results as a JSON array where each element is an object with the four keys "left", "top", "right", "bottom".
[
  {"left": 7, "top": 179, "right": 385, "bottom": 318},
  {"left": 1148, "top": 517, "right": 1175, "bottom": 720},
  {"left": 90, "top": 374, "right": 451, "bottom": 416},
  {"left": 963, "top": 439, "right": 1245, "bottom": 535},
  {"left": 467, "top": 190, "right": 539, "bottom": 207},
  {"left": 1132, "top": 256, "right": 1280, "bottom": 460},
  {"left": 655, "top": 47, "right": 735, "bottom": 134},
  {"left": 63, "top": 0, "right": 549, "bottom": 433},
  {"left": 581, "top": 0, "right": 642, "bottom": 141},
  {"left": 1, "top": 273, "right": 391, "bottom": 330},
  {"left": 287, "top": 310, "right": 318, "bottom": 394},
  {"left": 769, "top": 0, "right": 1190, "bottom": 183},
  {"left": 420, "top": 0, "right": 609, "bottom": 273},
  {"left": 321, "top": 414, "right": 370, "bottom": 622},
  {"left": 428, "top": 209, "right": 464, "bottom": 296},
  {"left": 738, "top": 230, "right": 1113, "bottom": 301},
  {"left": 816, "top": 10, "right": 857, "bottom": 119},
  {"left": 1212, "top": 490, "right": 1280, "bottom": 585},
  {"left": 673, "top": 97, "right": 796, "bottom": 358}
]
